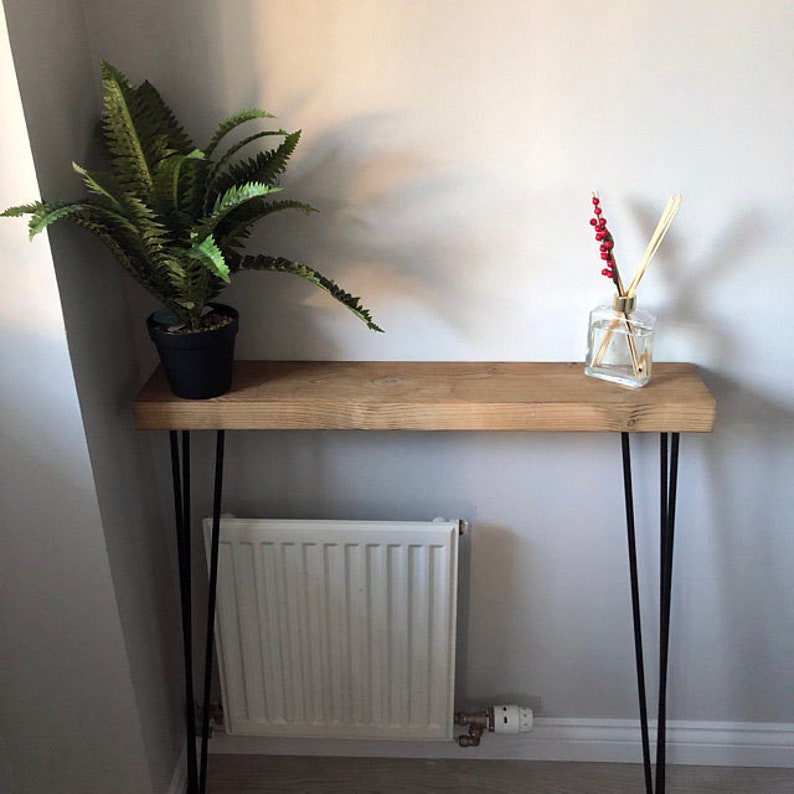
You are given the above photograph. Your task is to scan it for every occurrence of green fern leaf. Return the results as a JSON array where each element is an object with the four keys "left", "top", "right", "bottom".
[
  {"left": 196, "top": 182, "right": 281, "bottom": 239},
  {"left": 210, "top": 129, "right": 288, "bottom": 183},
  {"left": 215, "top": 199, "right": 317, "bottom": 250},
  {"left": 72, "top": 215, "right": 172, "bottom": 306},
  {"left": 72, "top": 163, "right": 127, "bottom": 214},
  {"left": 211, "top": 182, "right": 280, "bottom": 215},
  {"left": 184, "top": 234, "right": 230, "bottom": 283},
  {"left": 209, "top": 130, "right": 301, "bottom": 203},
  {"left": 134, "top": 80, "right": 195, "bottom": 154},
  {"left": 255, "top": 129, "right": 301, "bottom": 185},
  {"left": 100, "top": 64, "right": 195, "bottom": 181},
  {"left": 203, "top": 108, "right": 276, "bottom": 159},
  {"left": 1, "top": 202, "right": 44, "bottom": 217},
  {"left": 100, "top": 62, "right": 153, "bottom": 193},
  {"left": 152, "top": 150, "right": 208, "bottom": 218},
  {"left": 27, "top": 201, "right": 90, "bottom": 238},
  {"left": 228, "top": 253, "right": 383, "bottom": 331}
]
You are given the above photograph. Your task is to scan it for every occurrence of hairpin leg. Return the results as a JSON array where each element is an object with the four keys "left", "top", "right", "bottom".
[
  {"left": 199, "top": 430, "right": 226, "bottom": 794},
  {"left": 170, "top": 431, "right": 197, "bottom": 793},
  {"left": 621, "top": 432, "right": 654, "bottom": 794},
  {"left": 656, "top": 433, "right": 680, "bottom": 794}
]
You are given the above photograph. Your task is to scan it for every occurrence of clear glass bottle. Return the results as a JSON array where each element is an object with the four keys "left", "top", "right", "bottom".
[{"left": 585, "top": 295, "right": 656, "bottom": 388}]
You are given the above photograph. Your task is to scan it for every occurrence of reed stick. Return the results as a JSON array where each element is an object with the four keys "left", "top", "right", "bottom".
[{"left": 626, "top": 195, "right": 682, "bottom": 297}]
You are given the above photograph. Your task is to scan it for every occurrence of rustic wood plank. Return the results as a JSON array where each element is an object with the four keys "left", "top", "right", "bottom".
[{"left": 133, "top": 361, "right": 716, "bottom": 433}]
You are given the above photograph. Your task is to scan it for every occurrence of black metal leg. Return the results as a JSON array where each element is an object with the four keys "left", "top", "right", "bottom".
[
  {"left": 199, "top": 430, "right": 226, "bottom": 794},
  {"left": 622, "top": 432, "right": 682, "bottom": 794},
  {"left": 170, "top": 431, "right": 198, "bottom": 793},
  {"left": 656, "top": 433, "right": 680, "bottom": 794},
  {"left": 621, "top": 433, "right": 654, "bottom": 794}
]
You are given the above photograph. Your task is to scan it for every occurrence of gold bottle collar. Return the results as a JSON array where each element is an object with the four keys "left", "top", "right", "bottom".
[{"left": 613, "top": 294, "right": 637, "bottom": 313}]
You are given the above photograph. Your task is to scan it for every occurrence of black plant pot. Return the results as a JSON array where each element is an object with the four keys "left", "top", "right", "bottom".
[{"left": 147, "top": 303, "right": 239, "bottom": 399}]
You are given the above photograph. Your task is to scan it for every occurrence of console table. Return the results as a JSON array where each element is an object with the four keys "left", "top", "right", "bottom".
[{"left": 134, "top": 361, "right": 716, "bottom": 794}]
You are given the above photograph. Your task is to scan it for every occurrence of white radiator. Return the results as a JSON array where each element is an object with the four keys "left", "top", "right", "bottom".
[{"left": 203, "top": 518, "right": 459, "bottom": 740}]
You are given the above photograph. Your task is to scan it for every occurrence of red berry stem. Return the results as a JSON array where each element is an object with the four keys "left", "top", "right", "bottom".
[
  {"left": 589, "top": 194, "right": 623, "bottom": 293},
  {"left": 587, "top": 192, "right": 641, "bottom": 378}
]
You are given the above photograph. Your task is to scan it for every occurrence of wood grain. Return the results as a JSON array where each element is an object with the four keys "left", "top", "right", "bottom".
[
  {"left": 206, "top": 755, "right": 794, "bottom": 794},
  {"left": 133, "top": 361, "right": 716, "bottom": 433}
]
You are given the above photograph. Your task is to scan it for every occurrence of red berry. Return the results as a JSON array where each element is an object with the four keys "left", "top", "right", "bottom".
[
  {"left": 595, "top": 232, "right": 605, "bottom": 241},
  {"left": 592, "top": 196, "right": 600, "bottom": 205},
  {"left": 599, "top": 244, "right": 607, "bottom": 252},
  {"left": 602, "top": 268, "right": 613, "bottom": 277},
  {"left": 604, "top": 240, "right": 613, "bottom": 249},
  {"left": 601, "top": 252, "right": 610, "bottom": 260},
  {"left": 589, "top": 218, "right": 598, "bottom": 226},
  {"left": 594, "top": 206, "right": 602, "bottom": 215}
]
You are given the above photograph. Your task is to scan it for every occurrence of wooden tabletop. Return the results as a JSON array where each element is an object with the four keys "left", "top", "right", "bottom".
[{"left": 133, "top": 361, "right": 716, "bottom": 432}]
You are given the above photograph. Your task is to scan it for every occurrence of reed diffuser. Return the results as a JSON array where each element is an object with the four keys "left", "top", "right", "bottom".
[{"left": 584, "top": 193, "right": 682, "bottom": 388}]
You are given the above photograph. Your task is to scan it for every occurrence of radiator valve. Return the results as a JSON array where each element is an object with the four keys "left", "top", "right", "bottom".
[{"left": 455, "top": 705, "right": 534, "bottom": 747}]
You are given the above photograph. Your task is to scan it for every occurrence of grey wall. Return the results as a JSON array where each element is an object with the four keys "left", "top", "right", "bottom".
[
  {"left": 2, "top": 0, "right": 184, "bottom": 791},
  {"left": 0, "top": 5, "right": 157, "bottom": 792}
]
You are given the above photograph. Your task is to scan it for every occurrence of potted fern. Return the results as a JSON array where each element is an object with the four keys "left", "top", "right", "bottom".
[{"left": 3, "top": 63, "right": 381, "bottom": 398}]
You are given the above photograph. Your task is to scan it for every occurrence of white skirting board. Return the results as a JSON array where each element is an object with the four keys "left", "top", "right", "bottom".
[{"left": 208, "top": 718, "right": 794, "bottom": 768}]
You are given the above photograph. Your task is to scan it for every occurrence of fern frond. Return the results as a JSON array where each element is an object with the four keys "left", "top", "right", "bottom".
[
  {"left": 183, "top": 234, "right": 230, "bottom": 283},
  {"left": 212, "top": 182, "right": 280, "bottom": 215},
  {"left": 100, "top": 63, "right": 197, "bottom": 183},
  {"left": 208, "top": 130, "right": 301, "bottom": 204},
  {"left": 120, "top": 193, "right": 168, "bottom": 239},
  {"left": 134, "top": 80, "right": 195, "bottom": 154},
  {"left": 26, "top": 201, "right": 90, "bottom": 238},
  {"left": 215, "top": 199, "right": 317, "bottom": 250},
  {"left": 203, "top": 108, "right": 275, "bottom": 159},
  {"left": 100, "top": 62, "right": 153, "bottom": 194},
  {"left": 151, "top": 150, "right": 208, "bottom": 220},
  {"left": 256, "top": 129, "right": 301, "bottom": 185},
  {"left": 71, "top": 213, "right": 173, "bottom": 307},
  {"left": 72, "top": 163, "right": 127, "bottom": 214},
  {"left": 228, "top": 253, "right": 383, "bottom": 331},
  {"left": 100, "top": 61, "right": 133, "bottom": 93},
  {"left": 196, "top": 182, "right": 280, "bottom": 240},
  {"left": 1, "top": 202, "right": 44, "bottom": 217},
  {"left": 210, "top": 129, "right": 288, "bottom": 183}
]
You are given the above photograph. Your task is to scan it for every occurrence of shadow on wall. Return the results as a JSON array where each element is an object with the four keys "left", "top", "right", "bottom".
[
  {"left": 0, "top": 328, "right": 97, "bottom": 484},
  {"left": 695, "top": 369, "right": 794, "bottom": 721},
  {"left": 224, "top": 111, "right": 482, "bottom": 358},
  {"left": 627, "top": 198, "right": 766, "bottom": 366},
  {"left": 461, "top": 522, "right": 541, "bottom": 714}
]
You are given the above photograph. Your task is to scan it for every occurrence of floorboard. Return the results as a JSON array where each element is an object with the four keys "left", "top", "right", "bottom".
[{"left": 207, "top": 755, "right": 794, "bottom": 793}]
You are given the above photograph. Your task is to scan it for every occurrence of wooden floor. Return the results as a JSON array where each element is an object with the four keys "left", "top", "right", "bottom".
[{"left": 207, "top": 756, "right": 794, "bottom": 793}]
